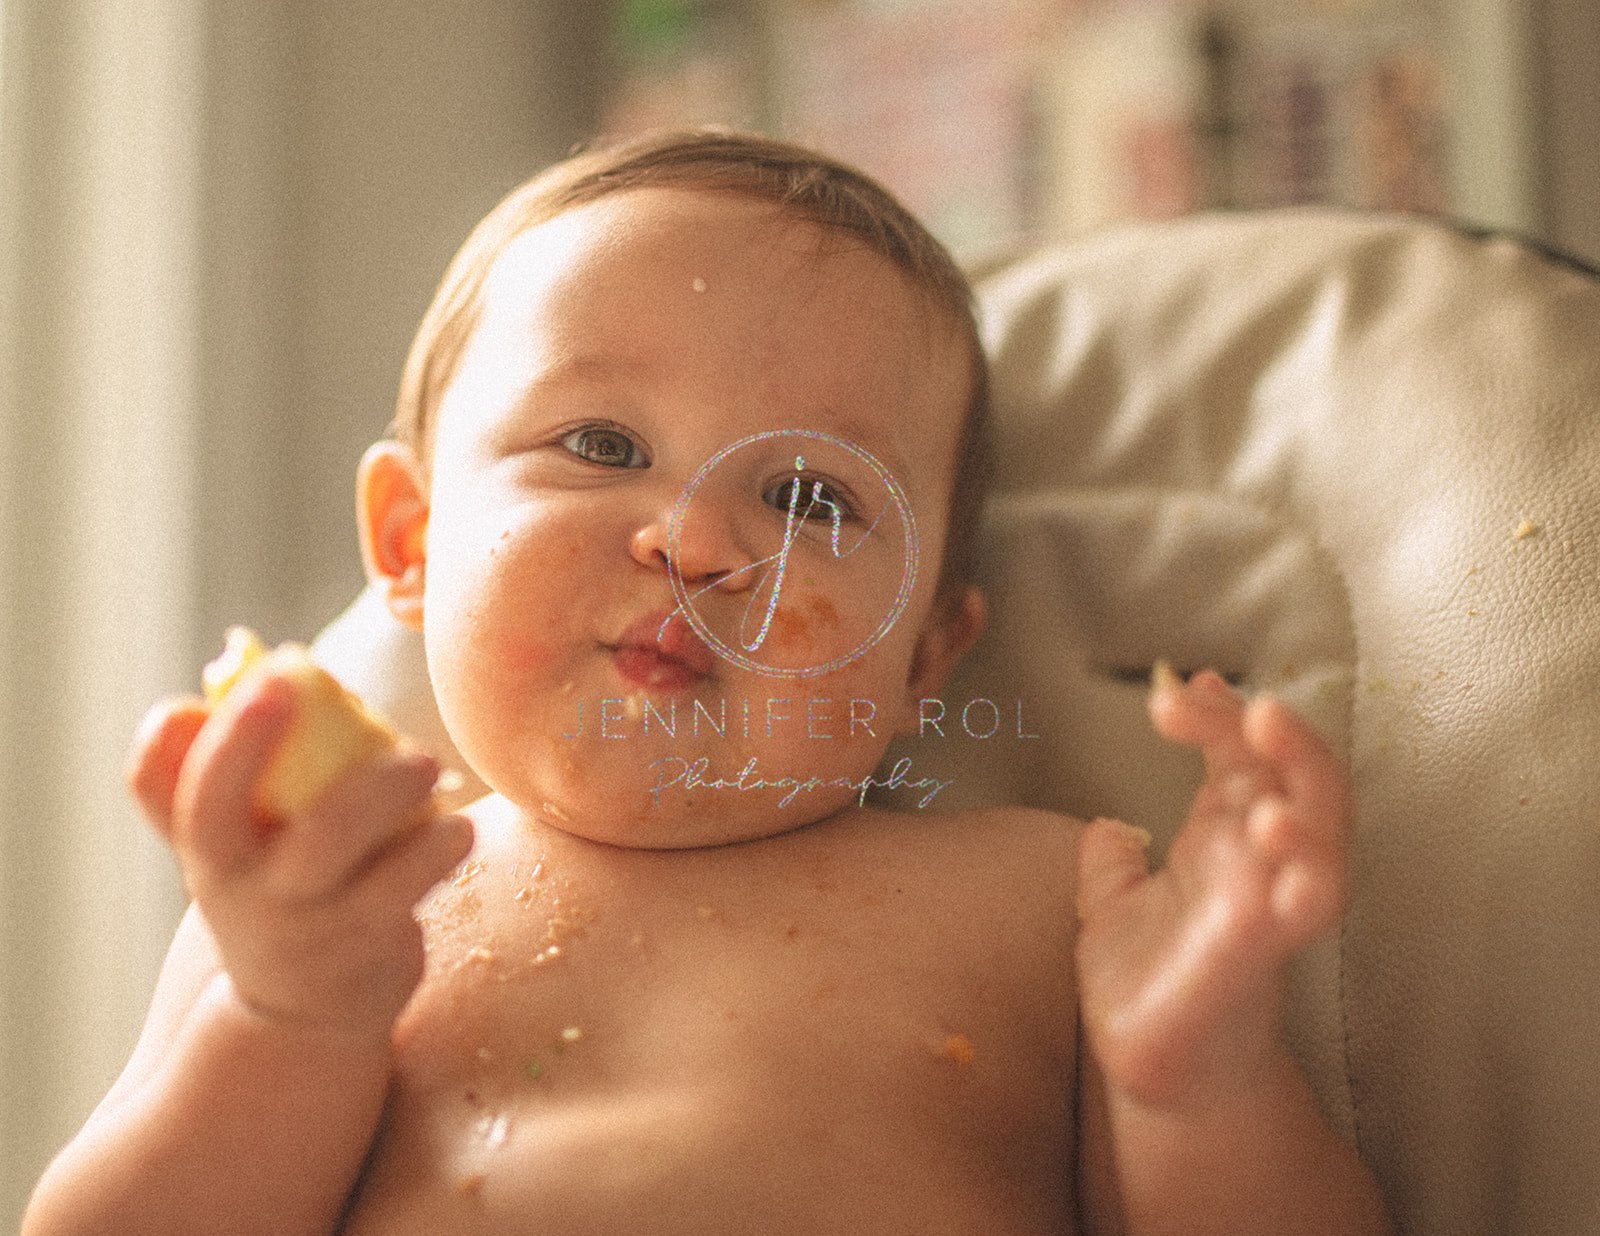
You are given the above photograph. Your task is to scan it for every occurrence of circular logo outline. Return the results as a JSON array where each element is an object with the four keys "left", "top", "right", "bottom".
[{"left": 666, "top": 429, "right": 919, "bottom": 679}]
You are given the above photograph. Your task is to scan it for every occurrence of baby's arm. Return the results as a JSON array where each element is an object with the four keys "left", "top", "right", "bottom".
[
  {"left": 23, "top": 674, "right": 473, "bottom": 1236},
  {"left": 1075, "top": 671, "right": 1392, "bottom": 1236}
]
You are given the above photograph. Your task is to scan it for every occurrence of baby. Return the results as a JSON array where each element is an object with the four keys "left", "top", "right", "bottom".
[{"left": 25, "top": 131, "right": 1392, "bottom": 1235}]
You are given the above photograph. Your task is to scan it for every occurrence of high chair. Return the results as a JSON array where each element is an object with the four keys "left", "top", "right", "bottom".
[{"left": 314, "top": 208, "right": 1600, "bottom": 1235}]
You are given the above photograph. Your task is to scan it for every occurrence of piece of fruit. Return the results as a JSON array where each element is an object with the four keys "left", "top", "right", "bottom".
[{"left": 203, "top": 626, "right": 399, "bottom": 816}]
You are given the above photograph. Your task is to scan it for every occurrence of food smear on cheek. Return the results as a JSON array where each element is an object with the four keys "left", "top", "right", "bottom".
[
  {"left": 761, "top": 591, "right": 851, "bottom": 654},
  {"left": 765, "top": 588, "right": 843, "bottom": 648},
  {"left": 808, "top": 594, "right": 841, "bottom": 627},
  {"left": 766, "top": 604, "right": 813, "bottom": 649}
]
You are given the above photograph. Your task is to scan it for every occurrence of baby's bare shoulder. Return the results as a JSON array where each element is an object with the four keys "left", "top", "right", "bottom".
[
  {"left": 836, "top": 805, "right": 1081, "bottom": 1008},
  {"left": 837, "top": 803, "right": 1081, "bottom": 910},
  {"left": 855, "top": 801, "right": 1081, "bottom": 855}
]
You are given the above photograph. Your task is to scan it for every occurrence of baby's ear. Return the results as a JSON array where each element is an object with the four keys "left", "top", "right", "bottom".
[
  {"left": 893, "top": 586, "right": 986, "bottom": 734},
  {"left": 357, "top": 441, "right": 429, "bottom": 631}
]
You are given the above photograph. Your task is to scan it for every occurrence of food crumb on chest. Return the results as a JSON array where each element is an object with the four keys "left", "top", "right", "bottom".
[
  {"left": 936, "top": 1033, "right": 977, "bottom": 1066},
  {"left": 456, "top": 1111, "right": 512, "bottom": 1194}
]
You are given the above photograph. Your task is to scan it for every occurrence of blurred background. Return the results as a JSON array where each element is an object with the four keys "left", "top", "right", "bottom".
[{"left": 1, "top": 0, "right": 1594, "bottom": 1224}]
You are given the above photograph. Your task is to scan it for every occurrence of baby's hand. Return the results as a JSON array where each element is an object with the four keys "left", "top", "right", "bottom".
[
  {"left": 126, "top": 676, "right": 474, "bottom": 1038},
  {"left": 1074, "top": 670, "right": 1350, "bottom": 1109}
]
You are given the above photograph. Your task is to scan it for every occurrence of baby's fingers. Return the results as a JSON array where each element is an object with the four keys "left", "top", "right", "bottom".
[
  {"left": 126, "top": 696, "right": 211, "bottom": 839},
  {"left": 1240, "top": 700, "right": 1354, "bottom": 946},
  {"left": 350, "top": 810, "right": 476, "bottom": 915},
  {"left": 1242, "top": 696, "right": 1350, "bottom": 839},
  {"left": 1150, "top": 669, "right": 1258, "bottom": 779},
  {"left": 172, "top": 675, "right": 297, "bottom": 878},
  {"left": 269, "top": 750, "right": 444, "bottom": 898},
  {"left": 1076, "top": 818, "right": 1154, "bottom": 921}
]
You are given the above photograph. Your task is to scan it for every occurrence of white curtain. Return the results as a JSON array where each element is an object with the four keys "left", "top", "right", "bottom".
[
  {"left": 0, "top": 1, "right": 199, "bottom": 1224},
  {"left": 0, "top": 3, "right": 597, "bottom": 1225}
]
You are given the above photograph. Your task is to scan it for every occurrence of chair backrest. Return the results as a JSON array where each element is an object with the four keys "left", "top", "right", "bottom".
[
  {"left": 315, "top": 208, "right": 1600, "bottom": 1235},
  {"left": 894, "top": 209, "right": 1600, "bottom": 1236}
]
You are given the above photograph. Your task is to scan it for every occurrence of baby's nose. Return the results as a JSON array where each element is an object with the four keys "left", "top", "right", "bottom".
[{"left": 629, "top": 496, "right": 754, "bottom": 592}]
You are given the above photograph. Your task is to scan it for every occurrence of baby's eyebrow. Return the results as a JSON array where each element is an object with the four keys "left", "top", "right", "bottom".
[
  {"left": 798, "top": 419, "right": 916, "bottom": 493},
  {"left": 505, "top": 354, "right": 650, "bottom": 424},
  {"left": 532, "top": 352, "right": 652, "bottom": 390}
]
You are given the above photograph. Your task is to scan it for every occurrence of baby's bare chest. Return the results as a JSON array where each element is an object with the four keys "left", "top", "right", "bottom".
[{"left": 341, "top": 814, "right": 1079, "bottom": 1234}]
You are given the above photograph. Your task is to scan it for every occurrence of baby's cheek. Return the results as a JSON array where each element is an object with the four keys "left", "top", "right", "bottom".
[
  {"left": 480, "top": 628, "right": 555, "bottom": 676},
  {"left": 438, "top": 530, "right": 563, "bottom": 663}
]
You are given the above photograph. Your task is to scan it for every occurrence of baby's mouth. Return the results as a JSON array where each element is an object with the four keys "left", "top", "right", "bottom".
[{"left": 608, "top": 610, "right": 717, "bottom": 689}]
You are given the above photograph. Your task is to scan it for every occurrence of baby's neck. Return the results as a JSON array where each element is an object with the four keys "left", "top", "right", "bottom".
[{"left": 464, "top": 790, "right": 869, "bottom": 860}]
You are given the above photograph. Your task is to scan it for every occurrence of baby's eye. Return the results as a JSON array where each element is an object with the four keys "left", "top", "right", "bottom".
[
  {"left": 561, "top": 425, "right": 648, "bottom": 468},
  {"left": 764, "top": 475, "right": 857, "bottom": 523}
]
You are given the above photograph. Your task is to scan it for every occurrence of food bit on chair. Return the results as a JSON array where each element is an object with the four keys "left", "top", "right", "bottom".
[
  {"left": 524, "top": 1059, "right": 544, "bottom": 1080},
  {"left": 1514, "top": 518, "right": 1541, "bottom": 540},
  {"left": 560, "top": 1025, "right": 584, "bottom": 1044},
  {"left": 457, "top": 1170, "right": 487, "bottom": 1196},
  {"left": 692, "top": 276, "right": 707, "bottom": 293},
  {"left": 937, "top": 1033, "right": 977, "bottom": 1066}
]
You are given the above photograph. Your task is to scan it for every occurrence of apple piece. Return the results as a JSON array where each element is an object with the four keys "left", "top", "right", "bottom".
[{"left": 203, "top": 626, "right": 398, "bottom": 816}]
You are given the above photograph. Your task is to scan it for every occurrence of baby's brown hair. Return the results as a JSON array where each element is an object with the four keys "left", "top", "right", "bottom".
[{"left": 391, "top": 128, "right": 991, "bottom": 612}]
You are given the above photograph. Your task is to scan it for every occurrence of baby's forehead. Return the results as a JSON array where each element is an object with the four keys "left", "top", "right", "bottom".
[
  {"left": 485, "top": 189, "right": 932, "bottom": 311},
  {"left": 476, "top": 193, "right": 962, "bottom": 374},
  {"left": 451, "top": 187, "right": 976, "bottom": 482}
]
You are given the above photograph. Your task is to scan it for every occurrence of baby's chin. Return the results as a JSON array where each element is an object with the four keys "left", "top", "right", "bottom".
[
  {"left": 443, "top": 706, "right": 903, "bottom": 848},
  {"left": 490, "top": 757, "right": 874, "bottom": 851}
]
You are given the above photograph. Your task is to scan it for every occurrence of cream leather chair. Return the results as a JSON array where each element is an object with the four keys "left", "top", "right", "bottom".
[{"left": 314, "top": 209, "right": 1600, "bottom": 1235}]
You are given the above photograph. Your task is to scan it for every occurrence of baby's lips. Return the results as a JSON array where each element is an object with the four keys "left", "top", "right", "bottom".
[{"left": 615, "top": 609, "right": 718, "bottom": 676}]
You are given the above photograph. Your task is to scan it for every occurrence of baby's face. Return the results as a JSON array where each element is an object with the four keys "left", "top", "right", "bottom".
[{"left": 403, "top": 188, "right": 977, "bottom": 847}]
